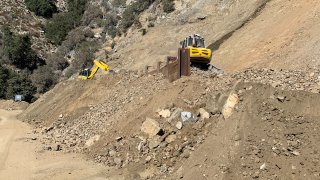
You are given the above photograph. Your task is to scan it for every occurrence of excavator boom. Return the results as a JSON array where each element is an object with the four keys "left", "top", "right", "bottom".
[{"left": 78, "top": 60, "right": 111, "bottom": 80}]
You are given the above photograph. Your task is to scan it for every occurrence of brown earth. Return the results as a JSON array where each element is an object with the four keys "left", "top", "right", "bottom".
[
  {"left": 18, "top": 67, "right": 320, "bottom": 179},
  {"left": 0, "top": 109, "right": 110, "bottom": 180},
  {"left": 4, "top": 0, "right": 320, "bottom": 179},
  {"left": 181, "top": 82, "right": 320, "bottom": 179}
]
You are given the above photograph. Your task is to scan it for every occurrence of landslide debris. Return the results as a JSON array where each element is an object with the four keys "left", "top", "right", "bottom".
[{"left": 19, "top": 67, "right": 320, "bottom": 179}]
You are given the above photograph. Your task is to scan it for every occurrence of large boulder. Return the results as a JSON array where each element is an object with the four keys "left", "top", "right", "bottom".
[{"left": 141, "top": 118, "right": 162, "bottom": 138}]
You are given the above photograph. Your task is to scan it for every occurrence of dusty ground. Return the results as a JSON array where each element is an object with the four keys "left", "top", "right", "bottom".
[
  {"left": 214, "top": 0, "right": 320, "bottom": 72},
  {"left": 5, "top": 0, "right": 320, "bottom": 179},
  {"left": 0, "top": 109, "right": 110, "bottom": 180},
  {"left": 18, "top": 67, "right": 320, "bottom": 179},
  {"left": 181, "top": 82, "right": 320, "bottom": 179},
  {"left": 111, "top": 0, "right": 268, "bottom": 71}
]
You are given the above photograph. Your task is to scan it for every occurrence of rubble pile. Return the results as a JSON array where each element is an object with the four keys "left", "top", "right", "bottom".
[{"left": 30, "top": 67, "right": 320, "bottom": 178}]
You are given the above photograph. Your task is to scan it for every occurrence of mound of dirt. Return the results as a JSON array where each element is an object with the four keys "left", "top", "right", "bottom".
[
  {"left": 19, "top": 67, "right": 320, "bottom": 179},
  {"left": 182, "top": 82, "right": 320, "bottom": 179},
  {"left": 0, "top": 100, "right": 29, "bottom": 110}
]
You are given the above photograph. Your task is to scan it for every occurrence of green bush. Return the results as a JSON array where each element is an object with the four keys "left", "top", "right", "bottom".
[
  {"left": 0, "top": 65, "right": 36, "bottom": 102},
  {"left": 0, "top": 65, "right": 9, "bottom": 98},
  {"left": 25, "top": 0, "right": 57, "bottom": 18},
  {"left": 120, "top": 0, "right": 155, "bottom": 32},
  {"left": 45, "top": 0, "right": 88, "bottom": 45},
  {"left": 111, "top": 0, "right": 126, "bottom": 8},
  {"left": 6, "top": 73, "right": 36, "bottom": 102},
  {"left": 104, "top": 14, "right": 119, "bottom": 38},
  {"left": 162, "top": 0, "right": 175, "bottom": 13},
  {"left": 31, "top": 65, "right": 57, "bottom": 93},
  {"left": 2, "top": 27, "right": 44, "bottom": 71},
  {"left": 139, "top": 28, "right": 147, "bottom": 35}
]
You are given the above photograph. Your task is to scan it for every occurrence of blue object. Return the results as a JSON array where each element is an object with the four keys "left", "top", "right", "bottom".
[{"left": 14, "top": 95, "right": 23, "bottom": 102}]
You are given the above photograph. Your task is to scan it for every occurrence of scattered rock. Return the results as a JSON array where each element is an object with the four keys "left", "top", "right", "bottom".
[
  {"left": 292, "top": 150, "right": 300, "bottom": 156},
  {"left": 260, "top": 163, "right": 267, "bottom": 170},
  {"left": 145, "top": 156, "right": 152, "bottom": 163},
  {"left": 114, "top": 157, "right": 122, "bottom": 166},
  {"left": 222, "top": 93, "right": 239, "bottom": 119},
  {"left": 197, "top": 15, "right": 207, "bottom": 20},
  {"left": 165, "top": 134, "right": 177, "bottom": 143},
  {"left": 176, "top": 121, "right": 183, "bottom": 130},
  {"left": 149, "top": 137, "right": 161, "bottom": 149},
  {"left": 53, "top": 144, "right": 61, "bottom": 151},
  {"left": 181, "top": 112, "right": 196, "bottom": 122},
  {"left": 176, "top": 166, "right": 184, "bottom": 179},
  {"left": 85, "top": 135, "right": 100, "bottom": 147},
  {"left": 160, "top": 164, "right": 168, "bottom": 173},
  {"left": 168, "top": 108, "right": 183, "bottom": 122},
  {"left": 141, "top": 118, "right": 162, "bottom": 138},
  {"left": 116, "top": 136, "right": 123, "bottom": 141},
  {"left": 197, "top": 108, "right": 210, "bottom": 119},
  {"left": 158, "top": 109, "right": 171, "bottom": 118},
  {"left": 277, "top": 96, "right": 286, "bottom": 102},
  {"left": 109, "top": 150, "right": 117, "bottom": 157},
  {"left": 252, "top": 171, "right": 260, "bottom": 178}
]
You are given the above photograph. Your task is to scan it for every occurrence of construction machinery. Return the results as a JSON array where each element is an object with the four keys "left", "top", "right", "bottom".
[
  {"left": 180, "top": 34, "right": 224, "bottom": 74},
  {"left": 78, "top": 60, "right": 111, "bottom": 80}
]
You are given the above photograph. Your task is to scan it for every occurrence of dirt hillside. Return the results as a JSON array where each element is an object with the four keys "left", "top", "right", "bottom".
[
  {"left": 18, "top": 67, "right": 320, "bottom": 179},
  {"left": 111, "top": 0, "right": 269, "bottom": 71},
  {"left": 111, "top": 0, "right": 320, "bottom": 74},
  {"left": 11, "top": 0, "right": 320, "bottom": 179}
]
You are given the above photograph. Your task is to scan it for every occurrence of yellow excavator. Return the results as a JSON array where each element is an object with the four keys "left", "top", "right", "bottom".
[
  {"left": 180, "top": 34, "right": 223, "bottom": 73},
  {"left": 78, "top": 60, "right": 111, "bottom": 80}
]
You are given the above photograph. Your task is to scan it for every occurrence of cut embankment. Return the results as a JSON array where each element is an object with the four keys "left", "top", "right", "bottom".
[{"left": 182, "top": 82, "right": 320, "bottom": 179}]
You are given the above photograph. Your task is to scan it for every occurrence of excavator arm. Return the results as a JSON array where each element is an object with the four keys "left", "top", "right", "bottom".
[{"left": 79, "top": 60, "right": 111, "bottom": 80}]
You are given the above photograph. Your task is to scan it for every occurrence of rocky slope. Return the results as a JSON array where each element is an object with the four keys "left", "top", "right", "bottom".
[
  {"left": 19, "top": 66, "right": 320, "bottom": 179},
  {"left": 11, "top": 0, "right": 320, "bottom": 179}
]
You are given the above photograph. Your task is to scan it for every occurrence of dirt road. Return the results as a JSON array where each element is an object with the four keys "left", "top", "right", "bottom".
[{"left": 0, "top": 109, "right": 109, "bottom": 180}]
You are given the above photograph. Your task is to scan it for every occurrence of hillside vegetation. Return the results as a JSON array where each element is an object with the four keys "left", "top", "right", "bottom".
[{"left": 0, "top": 0, "right": 174, "bottom": 102}]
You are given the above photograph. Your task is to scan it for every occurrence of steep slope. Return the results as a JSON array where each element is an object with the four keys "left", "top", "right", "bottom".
[
  {"left": 214, "top": 0, "right": 320, "bottom": 72},
  {"left": 13, "top": 0, "right": 320, "bottom": 179},
  {"left": 0, "top": 0, "right": 53, "bottom": 57},
  {"left": 110, "top": 0, "right": 269, "bottom": 70}
]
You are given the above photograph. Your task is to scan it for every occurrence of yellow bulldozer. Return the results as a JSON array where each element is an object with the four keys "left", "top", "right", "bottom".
[
  {"left": 180, "top": 34, "right": 223, "bottom": 74},
  {"left": 78, "top": 60, "right": 111, "bottom": 80}
]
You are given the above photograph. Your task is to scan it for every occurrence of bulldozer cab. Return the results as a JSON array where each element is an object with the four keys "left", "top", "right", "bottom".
[{"left": 180, "top": 34, "right": 206, "bottom": 48}]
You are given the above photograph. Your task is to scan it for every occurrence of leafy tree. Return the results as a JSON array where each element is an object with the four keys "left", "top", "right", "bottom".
[
  {"left": 45, "top": 0, "right": 88, "bottom": 45},
  {"left": 31, "top": 65, "right": 57, "bottom": 93},
  {"left": 0, "top": 65, "right": 9, "bottom": 98},
  {"left": 2, "top": 27, "right": 44, "bottom": 71},
  {"left": 45, "top": 13, "right": 76, "bottom": 45},
  {"left": 6, "top": 73, "right": 36, "bottom": 102},
  {"left": 25, "top": 0, "right": 57, "bottom": 18},
  {"left": 162, "top": 0, "right": 175, "bottom": 13},
  {"left": 120, "top": 0, "right": 155, "bottom": 32}
]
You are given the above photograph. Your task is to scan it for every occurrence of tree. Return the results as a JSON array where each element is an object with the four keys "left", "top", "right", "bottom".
[
  {"left": 6, "top": 73, "right": 36, "bottom": 102},
  {"left": 45, "top": 0, "right": 88, "bottom": 45},
  {"left": 162, "top": 0, "right": 175, "bottom": 13},
  {"left": 25, "top": 0, "right": 57, "bottom": 18},
  {"left": 31, "top": 65, "right": 57, "bottom": 93},
  {"left": 0, "top": 65, "right": 9, "bottom": 98},
  {"left": 120, "top": 0, "right": 156, "bottom": 32},
  {"left": 2, "top": 27, "right": 44, "bottom": 71}
]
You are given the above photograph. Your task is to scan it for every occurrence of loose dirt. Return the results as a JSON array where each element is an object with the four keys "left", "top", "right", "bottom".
[{"left": 0, "top": 109, "right": 109, "bottom": 180}]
